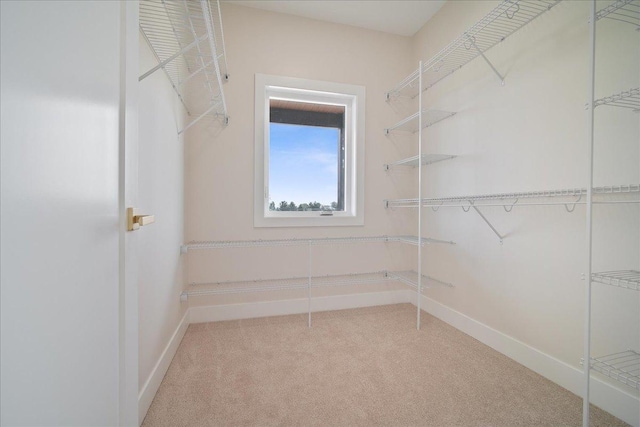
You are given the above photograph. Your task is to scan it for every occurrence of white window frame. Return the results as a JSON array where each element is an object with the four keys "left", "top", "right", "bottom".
[{"left": 254, "top": 74, "right": 365, "bottom": 228}]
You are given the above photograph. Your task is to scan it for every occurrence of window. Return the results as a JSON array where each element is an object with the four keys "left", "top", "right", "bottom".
[{"left": 254, "top": 74, "right": 365, "bottom": 227}]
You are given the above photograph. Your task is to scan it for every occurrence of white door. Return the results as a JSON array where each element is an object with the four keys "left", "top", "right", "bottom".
[{"left": 1, "top": 1, "right": 139, "bottom": 425}]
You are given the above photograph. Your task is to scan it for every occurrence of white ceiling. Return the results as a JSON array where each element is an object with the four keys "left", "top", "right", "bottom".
[{"left": 223, "top": 1, "right": 446, "bottom": 37}]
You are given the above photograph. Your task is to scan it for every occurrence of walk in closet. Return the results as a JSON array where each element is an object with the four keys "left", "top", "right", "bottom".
[
  {"left": 1, "top": 0, "right": 638, "bottom": 425},
  {"left": 176, "top": 0, "right": 639, "bottom": 424}
]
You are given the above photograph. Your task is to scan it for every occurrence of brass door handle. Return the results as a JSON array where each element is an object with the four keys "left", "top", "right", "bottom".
[{"left": 127, "top": 207, "right": 155, "bottom": 231}]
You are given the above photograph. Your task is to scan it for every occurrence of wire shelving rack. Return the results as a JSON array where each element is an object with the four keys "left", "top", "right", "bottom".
[
  {"left": 589, "top": 351, "right": 640, "bottom": 391},
  {"left": 385, "top": 184, "right": 640, "bottom": 209},
  {"left": 182, "top": 270, "right": 453, "bottom": 300},
  {"left": 384, "top": 154, "right": 457, "bottom": 171},
  {"left": 583, "top": 1, "right": 640, "bottom": 424},
  {"left": 594, "top": 88, "right": 640, "bottom": 111},
  {"left": 386, "top": 0, "right": 562, "bottom": 99},
  {"left": 139, "top": 0, "right": 229, "bottom": 134},
  {"left": 595, "top": 0, "right": 640, "bottom": 28},
  {"left": 384, "top": 110, "right": 456, "bottom": 134},
  {"left": 385, "top": 270, "right": 454, "bottom": 290},
  {"left": 591, "top": 270, "right": 640, "bottom": 291}
]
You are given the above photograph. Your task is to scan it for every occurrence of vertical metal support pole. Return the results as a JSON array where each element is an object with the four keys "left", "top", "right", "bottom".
[
  {"left": 583, "top": 2, "right": 596, "bottom": 426},
  {"left": 308, "top": 241, "right": 312, "bottom": 328},
  {"left": 417, "top": 61, "right": 423, "bottom": 331}
]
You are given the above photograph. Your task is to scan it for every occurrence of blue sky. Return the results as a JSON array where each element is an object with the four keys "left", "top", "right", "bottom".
[{"left": 269, "top": 123, "right": 339, "bottom": 206}]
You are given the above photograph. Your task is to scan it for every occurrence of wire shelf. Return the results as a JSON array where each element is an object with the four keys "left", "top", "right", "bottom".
[
  {"left": 386, "top": 270, "right": 454, "bottom": 290},
  {"left": 596, "top": 0, "right": 640, "bottom": 29},
  {"left": 139, "top": 0, "right": 228, "bottom": 134},
  {"left": 186, "top": 271, "right": 389, "bottom": 295},
  {"left": 592, "top": 270, "right": 640, "bottom": 291},
  {"left": 181, "top": 235, "right": 455, "bottom": 252},
  {"left": 385, "top": 154, "right": 457, "bottom": 170},
  {"left": 395, "top": 235, "right": 456, "bottom": 246},
  {"left": 182, "top": 270, "right": 453, "bottom": 300},
  {"left": 590, "top": 351, "right": 640, "bottom": 390},
  {"left": 385, "top": 184, "right": 640, "bottom": 208},
  {"left": 384, "top": 110, "right": 456, "bottom": 134},
  {"left": 386, "top": 0, "right": 562, "bottom": 98},
  {"left": 594, "top": 88, "right": 640, "bottom": 111}
]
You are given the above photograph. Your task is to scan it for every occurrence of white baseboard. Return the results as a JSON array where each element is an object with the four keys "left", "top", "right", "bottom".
[
  {"left": 138, "top": 310, "right": 189, "bottom": 426},
  {"left": 188, "top": 289, "right": 411, "bottom": 323},
  {"left": 415, "top": 294, "right": 639, "bottom": 427}
]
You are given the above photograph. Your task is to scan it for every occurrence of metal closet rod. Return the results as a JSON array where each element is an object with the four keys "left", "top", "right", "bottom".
[
  {"left": 180, "top": 235, "right": 456, "bottom": 252},
  {"left": 181, "top": 270, "right": 453, "bottom": 300},
  {"left": 385, "top": 0, "right": 562, "bottom": 98}
]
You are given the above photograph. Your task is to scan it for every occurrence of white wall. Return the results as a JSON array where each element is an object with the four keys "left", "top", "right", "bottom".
[
  {"left": 411, "top": 0, "right": 639, "bottom": 412},
  {"left": 0, "top": 1, "right": 123, "bottom": 425},
  {"left": 184, "top": 4, "right": 417, "bottom": 306},
  {"left": 137, "top": 36, "right": 187, "bottom": 421}
]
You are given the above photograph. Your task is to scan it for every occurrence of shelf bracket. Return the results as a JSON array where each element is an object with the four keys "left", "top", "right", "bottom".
[
  {"left": 472, "top": 206, "right": 504, "bottom": 244},
  {"left": 178, "top": 103, "right": 223, "bottom": 135},
  {"left": 466, "top": 36, "right": 505, "bottom": 86}
]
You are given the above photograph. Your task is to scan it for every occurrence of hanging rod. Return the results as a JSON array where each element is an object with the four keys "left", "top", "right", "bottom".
[
  {"left": 139, "top": 0, "right": 229, "bottom": 133},
  {"left": 181, "top": 270, "right": 454, "bottom": 300},
  {"left": 595, "top": 0, "right": 640, "bottom": 29},
  {"left": 384, "top": 184, "right": 640, "bottom": 208},
  {"left": 592, "top": 270, "right": 640, "bottom": 291},
  {"left": 594, "top": 88, "right": 640, "bottom": 111},
  {"left": 384, "top": 110, "right": 456, "bottom": 134},
  {"left": 180, "top": 235, "right": 455, "bottom": 253},
  {"left": 384, "top": 154, "right": 457, "bottom": 171},
  {"left": 386, "top": 0, "right": 562, "bottom": 98}
]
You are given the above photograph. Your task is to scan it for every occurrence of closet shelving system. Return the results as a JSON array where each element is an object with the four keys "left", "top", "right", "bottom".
[
  {"left": 583, "top": 0, "right": 640, "bottom": 425},
  {"left": 180, "top": 235, "right": 456, "bottom": 327},
  {"left": 385, "top": 0, "right": 563, "bottom": 100},
  {"left": 139, "top": 0, "right": 228, "bottom": 134},
  {"left": 385, "top": 185, "right": 640, "bottom": 243},
  {"left": 384, "top": 0, "right": 563, "bottom": 328}
]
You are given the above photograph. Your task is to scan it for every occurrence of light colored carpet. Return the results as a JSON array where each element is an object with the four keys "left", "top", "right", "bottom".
[{"left": 142, "top": 304, "right": 629, "bottom": 426}]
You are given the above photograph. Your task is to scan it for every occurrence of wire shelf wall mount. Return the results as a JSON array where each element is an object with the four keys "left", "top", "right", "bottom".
[{"left": 139, "top": 0, "right": 229, "bottom": 134}]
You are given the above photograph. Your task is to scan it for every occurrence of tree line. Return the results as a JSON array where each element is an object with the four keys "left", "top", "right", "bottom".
[{"left": 269, "top": 201, "right": 338, "bottom": 211}]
